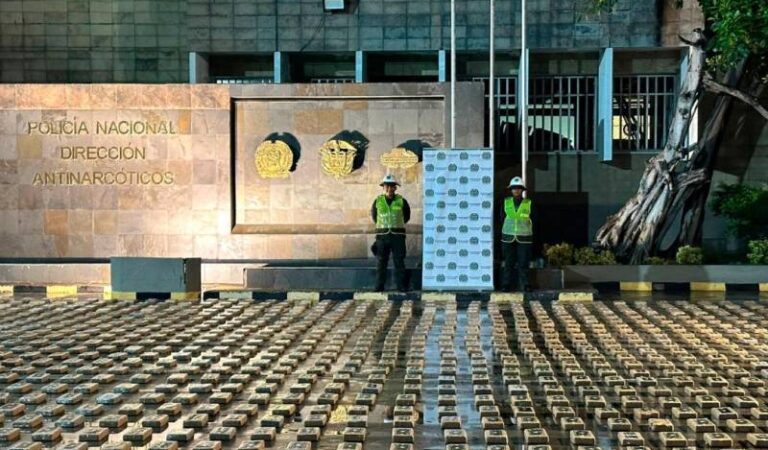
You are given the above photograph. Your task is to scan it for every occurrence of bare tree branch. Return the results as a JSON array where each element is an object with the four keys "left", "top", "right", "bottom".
[
  {"left": 678, "top": 29, "right": 706, "bottom": 47},
  {"left": 703, "top": 75, "right": 768, "bottom": 122}
]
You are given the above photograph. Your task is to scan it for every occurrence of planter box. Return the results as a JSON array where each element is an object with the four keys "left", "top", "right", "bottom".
[{"left": 563, "top": 265, "right": 768, "bottom": 286}]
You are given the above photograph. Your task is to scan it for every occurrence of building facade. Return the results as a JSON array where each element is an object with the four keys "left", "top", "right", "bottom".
[
  {"left": 0, "top": 0, "right": 698, "bottom": 83},
  {"left": 2, "top": 0, "right": 765, "bottom": 264}
]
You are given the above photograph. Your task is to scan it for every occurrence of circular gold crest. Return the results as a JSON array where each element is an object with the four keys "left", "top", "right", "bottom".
[{"left": 255, "top": 140, "right": 293, "bottom": 178}]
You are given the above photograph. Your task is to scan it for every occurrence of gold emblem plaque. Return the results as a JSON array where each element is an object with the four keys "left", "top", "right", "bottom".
[
  {"left": 380, "top": 147, "right": 419, "bottom": 169},
  {"left": 319, "top": 140, "right": 358, "bottom": 179},
  {"left": 255, "top": 140, "right": 293, "bottom": 178}
]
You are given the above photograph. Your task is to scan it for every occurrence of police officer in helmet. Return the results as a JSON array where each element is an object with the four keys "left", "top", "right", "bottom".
[
  {"left": 500, "top": 176, "right": 533, "bottom": 291},
  {"left": 371, "top": 174, "right": 411, "bottom": 292}
]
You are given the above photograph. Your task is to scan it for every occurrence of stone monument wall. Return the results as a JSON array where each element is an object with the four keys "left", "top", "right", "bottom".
[{"left": 0, "top": 82, "right": 484, "bottom": 259}]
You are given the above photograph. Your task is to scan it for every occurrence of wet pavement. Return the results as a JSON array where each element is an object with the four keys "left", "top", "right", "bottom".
[{"left": 0, "top": 294, "right": 767, "bottom": 449}]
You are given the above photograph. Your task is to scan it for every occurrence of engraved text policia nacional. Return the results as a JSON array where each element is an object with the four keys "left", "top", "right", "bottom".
[{"left": 26, "top": 118, "right": 178, "bottom": 186}]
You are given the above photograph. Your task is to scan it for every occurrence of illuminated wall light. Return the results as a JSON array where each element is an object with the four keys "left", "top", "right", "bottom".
[{"left": 323, "top": 0, "right": 345, "bottom": 12}]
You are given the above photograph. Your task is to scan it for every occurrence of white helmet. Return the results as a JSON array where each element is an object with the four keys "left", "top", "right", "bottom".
[
  {"left": 508, "top": 176, "right": 526, "bottom": 189},
  {"left": 379, "top": 174, "right": 400, "bottom": 186}
]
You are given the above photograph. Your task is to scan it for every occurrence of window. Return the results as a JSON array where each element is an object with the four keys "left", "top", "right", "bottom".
[
  {"left": 476, "top": 75, "right": 596, "bottom": 152},
  {"left": 612, "top": 75, "right": 677, "bottom": 151}
]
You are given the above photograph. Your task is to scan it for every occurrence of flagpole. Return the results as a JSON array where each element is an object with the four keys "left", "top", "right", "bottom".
[
  {"left": 520, "top": 0, "right": 528, "bottom": 187},
  {"left": 489, "top": 0, "right": 495, "bottom": 150},
  {"left": 451, "top": 0, "right": 456, "bottom": 148}
]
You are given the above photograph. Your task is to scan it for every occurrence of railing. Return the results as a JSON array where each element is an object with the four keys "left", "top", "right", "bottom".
[
  {"left": 213, "top": 77, "right": 274, "bottom": 84},
  {"left": 311, "top": 78, "right": 355, "bottom": 84},
  {"left": 475, "top": 75, "right": 596, "bottom": 152},
  {"left": 613, "top": 75, "right": 677, "bottom": 151},
  {"left": 474, "top": 74, "right": 676, "bottom": 153}
]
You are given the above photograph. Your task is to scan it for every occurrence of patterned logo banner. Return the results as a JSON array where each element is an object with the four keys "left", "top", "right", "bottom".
[{"left": 422, "top": 149, "right": 494, "bottom": 291}]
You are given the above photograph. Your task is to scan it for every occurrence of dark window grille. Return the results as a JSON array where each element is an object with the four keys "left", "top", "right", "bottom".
[
  {"left": 475, "top": 75, "right": 596, "bottom": 152},
  {"left": 612, "top": 75, "right": 677, "bottom": 151},
  {"left": 213, "top": 76, "right": 273, "bottom": 84},
  {"left": 311, "top": 78, "right": 355, "bottom": 84}
]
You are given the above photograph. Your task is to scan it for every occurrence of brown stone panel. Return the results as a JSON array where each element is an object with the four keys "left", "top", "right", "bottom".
[
  {"left": 191, "top": 85, "right": 230, "bottom": 109},
  {"left": 192, "top": 185, "right": 218, "bottom": 210},
  {"left": 343, "top": 234, "right": 369, "bottom": 258},
  {"left": 192, "top": 110, "right": 230, "bottom": 135},
  {"left": 167, "top": 88, "right": 192, "bottom": 109},
  {"left": 118, "top": 234, "right": 143, "bottom": 255},
  {"left": 292, "top": 235, "right": 319, "bottom": 259},
  {"left": 52, "top": 235, "right": 68, "bottom": 256},
  {"left": 68, "top": 235, "right": 94, "bottom": 256},
  {"left": 0, "top": 161, "right": 18, "bottom": 187},
  {"left": 293, "top": 109, "right": 344, "bottom": 134},
  {"left": 65, "top": 85, "right": 93, "bottom": 109},
  {"left": 0, "top": 210, "right": 19, "bottom": 234},
  {"left": 0, "top": 86, "right": 15, "bottom": 109},
  {"left": 68, "top": 186, "right": 94, "bottom": 209},
  {"left": 68, "top": 210, "right": 94, "bottom": 235},
  {"left": 92, "top": 189, "right": 118, "bottom": 209},
  {"left": 43, "top": 210, "right": 68, "bottom": 235},
  {"left": 17, "top": 135, "right": 42, "bottom": 159},
  {"left": 218, "top": 235, "right": 244, "bottom": 259},
  {"left": 93, "top": 210, "right": 118, "bottom": 235},
  {"left": 242, "top": 235, "right": 267, "bottom": 257},
  {"left": 266, "top": 235, "right": 294, "bottom": 259},
  {"left": 167, "top": 234, "right": 196, "bottom": 256},
  {"left": 142, "top": 85, "right": 169, "bottom": 108},
  {"left": 144, "top": 210, "right": 169, "bottom": 235},
  {"left": 317, "top": 235, "right": 345, "bottom": 259},
  {"left": 343, "top": 100, "right": 369, "bottom": 110},
  {"left": 194, "top": 235, "right": 218, "bottom": 257},
  {"left": 193, "top": 159, "right": 217, "bottom": 184},
  {"left": 42, "top": 187, "right": 71, "bottom": 209},
  {"left": 0, "top": 234, "right": 22, "bottom": 256},
  {"left": 0, "top": 114, "right": 16, "bottom": 137},
  {"left": 116, "top": 85, "right": 148, "bottom": 109},
  {"left": 16, "top": 85, "right": 67, "bottom": 109},
  {"left": 18, "top": 185, "right": 43, "bottom": 210},
  {"left": 118, "top": 187, "right": 147, "bottom": 210},
  {"left": 167, "top": 160, "right": 192, "bottom": 184},
  {"left": 90, "top": 85, "right": 118, "bottom": 109},
  {"left": 143, "top": 234, "right": 168, "bottom": 255},
  {"left": 18, "top": 210, "right": 43, "bottom": 235},
  {"left": 93, "top": 235, "right": 118, "bottom": 255}
]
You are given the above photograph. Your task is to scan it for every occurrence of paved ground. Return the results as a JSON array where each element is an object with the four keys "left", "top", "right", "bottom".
[{"left": 0, "top": 294, "right": 767, "bottom": 449}]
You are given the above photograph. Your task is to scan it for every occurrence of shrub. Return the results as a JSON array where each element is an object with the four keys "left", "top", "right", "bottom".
[
  {"left": 747, "top": 239, "right": 768, "bottom": 264},
  {"left": 710, "top": 183, "right": 768, "bottom": 240},
  {"left": 544, "top": 242, "right": 574, "bottom": 267},
  {"left": 644, "top": 256, "right": 671, "bottom": 265},
  {"left": 575, "top": 247, "right": 617, "bottom": 265},
  {"left": 676, "top": 245, "right": 704, "bottom": 265}
]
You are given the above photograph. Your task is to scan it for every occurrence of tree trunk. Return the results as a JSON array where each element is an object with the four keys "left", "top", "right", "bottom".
[{"left": 595, "top": 39, "right": 746, "bottom": 263}]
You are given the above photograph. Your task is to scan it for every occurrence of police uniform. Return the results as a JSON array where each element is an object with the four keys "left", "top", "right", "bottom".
[
  {"left": 371, "top": 187, "right": 411, "bottom": 291},
  {"left": 500, "top": 183, "right": 533, "bottom": 291}
]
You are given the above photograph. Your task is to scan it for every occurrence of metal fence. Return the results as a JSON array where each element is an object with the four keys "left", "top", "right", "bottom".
[
  {"left": 213, "top": 77, "right": 273, "bottom": 84},
  {"left": 311, "top": 78, "right": 355, "bottom": 84},
  {"left": 613, "top": 75, "right": 677, "bottom": 151},
  {"left": 475, "top": 74, "right": 676, "bottom": 153}
]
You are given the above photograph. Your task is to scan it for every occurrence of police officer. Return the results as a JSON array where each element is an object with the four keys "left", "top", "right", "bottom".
[
  {"left": 500, "top": 176, "right": 533, "bottom": 291},
  {"left": 371, "top": 174, "right": 411, "bottom": 291}
]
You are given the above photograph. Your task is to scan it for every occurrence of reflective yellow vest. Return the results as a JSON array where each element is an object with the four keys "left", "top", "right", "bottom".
[
  {"left": 502, "top": 197, "right": 532, "bottom": 243},
  {"left": 375, "top": 194, "right": 405, "bottom": 234}
]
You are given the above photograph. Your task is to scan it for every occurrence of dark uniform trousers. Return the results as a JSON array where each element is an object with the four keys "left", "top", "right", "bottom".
[
  {"left": 501, "top": 240, "right": 532, "bottom": 291},
  {"left": 375, "top": 233, "right": 407, "bottom": 291}
]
